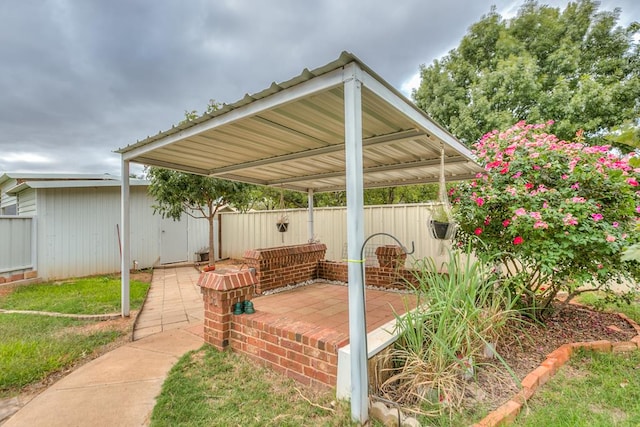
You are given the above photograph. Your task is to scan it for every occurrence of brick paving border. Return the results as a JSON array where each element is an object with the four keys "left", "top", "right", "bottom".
[{"left": 472, "top": 305, "right": 640, "bottom": 427}]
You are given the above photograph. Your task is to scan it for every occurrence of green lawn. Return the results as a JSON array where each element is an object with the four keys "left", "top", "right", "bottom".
[
  {"left": 0, "top": 275, "right": 149, "bottom": 314},
  {"left": 575, "top": 292, "right": 640, "bottom": 323},
  {"left": 0, "top": 274, "right": 150, "bottom": 397},
  {"left": 0, "top": 314, "right": 121, "bottom": 395},
  {"left": 151, "top": 345, "right": 359, "bottom": 427},
  {"left": 514, "top": 349, "right": 640, "bottom": 426}
]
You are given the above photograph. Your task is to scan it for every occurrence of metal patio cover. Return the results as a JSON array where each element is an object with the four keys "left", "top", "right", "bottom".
[
  {"left": 116, "top": 51, "right": 482, "bottom": 424},
  {"left": 117, "top": 52, "right": 480, "bottom": 190}
]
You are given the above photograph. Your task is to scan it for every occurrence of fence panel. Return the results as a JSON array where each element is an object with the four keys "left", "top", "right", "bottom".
[
  {"left": 220, "top": 203, "right": 452, "bottom": 264},
  {"left": 0, "top": 216, "right": 34, "bottom": 273}
]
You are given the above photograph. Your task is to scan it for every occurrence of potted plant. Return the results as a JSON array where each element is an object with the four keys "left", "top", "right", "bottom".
[
  {"left": 276, "top": 213, "right": 289, "bottom": 232},
  {"left": 429, "top": 204, "right": 454, "bottom": 240}
]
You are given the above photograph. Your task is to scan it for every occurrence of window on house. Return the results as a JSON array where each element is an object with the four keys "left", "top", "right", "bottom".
[{"left": 1, "top": 204, "right": 17, "bottom": 215}]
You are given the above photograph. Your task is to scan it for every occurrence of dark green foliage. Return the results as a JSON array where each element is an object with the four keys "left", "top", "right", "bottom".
[{"left": 414, "top": 0, "right": 640, "bottom": 145}]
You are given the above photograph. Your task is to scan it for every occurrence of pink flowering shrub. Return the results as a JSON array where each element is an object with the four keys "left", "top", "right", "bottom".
[{"left": 452, "top": 122, "right": 640, "bottom": 316}]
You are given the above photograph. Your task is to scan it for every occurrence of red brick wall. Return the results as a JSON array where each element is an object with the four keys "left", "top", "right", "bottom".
[
  {"left": 243, "top": 243, "right": 327, "bottom": 294},
  {"left": 230, "top": 311, "right": 348, "bottom": 388},
  {"left": 317, "top": 260, "right": 419, "bottom": 290}
]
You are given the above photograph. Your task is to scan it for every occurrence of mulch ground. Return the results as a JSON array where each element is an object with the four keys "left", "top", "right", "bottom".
[{"left": 471, "top": 301, "right": 638, "bottom": 410}]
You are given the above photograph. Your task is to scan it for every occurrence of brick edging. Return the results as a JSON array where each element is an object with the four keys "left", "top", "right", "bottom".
[{"left": 473, "top": 310, "right": 640, "bottom": 427}]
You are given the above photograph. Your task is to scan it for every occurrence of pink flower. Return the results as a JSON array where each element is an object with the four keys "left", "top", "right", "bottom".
[
  {"left": 512, "top": 171, "right": 523, "bottom": 179},
  {"left": 627, "top": 178, "right": 638, "bottom": 187},
  {"left": 529, "top": 211, "right": 542, "bottom": 220},
  {"left": 636, "top": 206, "right": 640, "bottom": 214},
  {"left": 448, "top": 187, "right": 456, "bottom": 196},
  {"left": 513, "top": 236, "right": 524, "bottom": 245},
  {"left": 525, "top": 183, "right": 534, "bottom": 190},
  {"left": 572, "top": 197, "right": 586, "bottom": 203},
  {"left": 571, "top": 182, "right": 580, "bottom": 190},
  {"left": 591, "top": 213, "right": 604, "bottom": 221},
  {"left": 500, "top": 166, "right": 509, "bottom": 175},
  {"left": 563, "top": 214, "right": 578, "bottom": 226},
  {"left": 475, "top": 227, "right": 483, "bottom": 236},
  {"left": 561, "top": 174, "right": 569, "bottom": 180},
  {"left": 484, "top": 216, "right": 491, "bottom": 225},
  {"left": 514, "top": 208, "right": 527, "bottom": 216},
  {"left": 606, "top": 235, "right": 616, "bottom": 242},
  {"left": 502, "top": 219, "right": 510, "bottom": 227},
  {"left": 534, "top": 220, "right": 549, "bottom": 229},
  {"left": 612, "top": 222, "right": 619, "bottom": 228},
  {"left": 476, "top": 197, "right": 485, "bottom": 207}
]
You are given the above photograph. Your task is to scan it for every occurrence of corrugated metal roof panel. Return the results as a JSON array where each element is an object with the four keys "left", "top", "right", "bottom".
[{"left": 117, "top": 52, "right": 482, "bottom": 192}]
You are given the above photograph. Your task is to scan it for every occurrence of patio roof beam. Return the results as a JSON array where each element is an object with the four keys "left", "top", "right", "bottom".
[
  {"left": 266, "top": 155, "right": 471, "bottom": 186},
  {"left": 130, "top": 157, "right": 213, "bottom": 176},
  {"left": 309, "top": 173, "right": 480, "bottom": 193},
  {"left": 360, "top": 71, "right": 474, "bottom": 162},
  {"left": 207, "top": 129, "right": 425, "bottom": 176}
]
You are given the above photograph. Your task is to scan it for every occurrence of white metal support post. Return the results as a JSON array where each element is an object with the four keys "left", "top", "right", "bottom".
[
  {"left": 120, "top": 159, "right": 131, "bottom": 317},
  {"left": 343, "top": 62, "right": 368, "bottom": 424},
  {"left": 307, "top": 189, "right": 314, "bottom": 242}
]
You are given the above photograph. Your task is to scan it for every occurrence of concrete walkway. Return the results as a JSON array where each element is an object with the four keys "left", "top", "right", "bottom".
[{"left": 2, "top": 266, "right": 204, "bottom": 427}]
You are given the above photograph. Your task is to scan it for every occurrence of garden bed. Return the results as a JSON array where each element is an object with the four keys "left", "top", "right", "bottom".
[{"left": 469, "top": 301, "right": 638, "bottom": 414}]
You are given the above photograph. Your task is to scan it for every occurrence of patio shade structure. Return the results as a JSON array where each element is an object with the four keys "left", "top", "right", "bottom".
[{"left": 116, "top": 51, "right": 481, "bottom": 423}]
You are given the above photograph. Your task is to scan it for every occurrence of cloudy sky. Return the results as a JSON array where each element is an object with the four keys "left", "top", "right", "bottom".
[{"left": 1, "top": 0, "right": 637, "bottom": 177}]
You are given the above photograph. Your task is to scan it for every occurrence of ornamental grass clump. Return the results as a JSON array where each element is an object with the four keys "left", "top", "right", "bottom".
[
  {"left": 380, "top": 247, "right": 520, "bottom": 417},
  {"left": 452, "top": 121, "right": 640, "bottom": 319}
]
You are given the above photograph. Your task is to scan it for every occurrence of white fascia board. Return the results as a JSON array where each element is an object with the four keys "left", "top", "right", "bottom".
[
  {"left": 7, "top": 179, "right": 149, "bottom": 194},
  {"left": 121, "top": 67, "right": 346, "bottom": 162},
  {"left": 0, "top": 173, "right": 115, "bottom": 182}
]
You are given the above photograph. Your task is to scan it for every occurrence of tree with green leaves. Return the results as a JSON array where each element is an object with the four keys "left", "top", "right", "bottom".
[
  {"left": 414, "top": 0, "right": 640, "bottom": 146},
  {"left": 147, "top": 99, "right": 249, "bottom": 265},
  {"left": 147, "top": 167, "right": 249, "bottom": 265}
]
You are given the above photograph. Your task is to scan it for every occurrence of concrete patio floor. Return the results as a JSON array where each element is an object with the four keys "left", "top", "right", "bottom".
[{"left": 133, "top": 265, "right": 204, "bottom": 340}]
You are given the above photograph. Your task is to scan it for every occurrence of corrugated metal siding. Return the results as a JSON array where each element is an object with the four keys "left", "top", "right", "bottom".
[
  {"left": 35, "top": 186, "right": 162, "bottom": 279},
  {"left": 0, "top": 216, "right": 32, "bottom": 272},
  {"left": 187, "top": 215, "right": 215, "bottom": 260},
  {"left": 31, "top": 186, "right": 212, "bottom": 280},
  {"left": 220, "top": 203, "right": 451, "bottom": 265},
  {"left": 17, "top": 189, "right": 37, "bottom": 215},
  {"left": 0, "top": 178, "right": 17, "bottom": 210}
]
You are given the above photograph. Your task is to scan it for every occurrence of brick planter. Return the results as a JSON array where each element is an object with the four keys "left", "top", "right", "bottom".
[
  {"left": 243, "top": 243, "right": 327, "bottom": 294},
  {"left": 317, "top": 260, "right": 418, "bottom": 290},
  {"left": 230, "top": 313, "right": 347, "bottom": 389}
]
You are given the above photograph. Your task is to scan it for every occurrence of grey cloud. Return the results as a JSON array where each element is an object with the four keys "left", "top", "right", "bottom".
[{"left": 0, "top": 0, "right": 636, "bottom": 175}]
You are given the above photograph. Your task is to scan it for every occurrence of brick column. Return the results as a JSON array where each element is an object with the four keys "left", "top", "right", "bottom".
[
  {"left": 198, "top": 268, "right": 257, "bottom": 351},
  {"left": 375, "top": 245, "right": 407, "bottom": 269}
]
